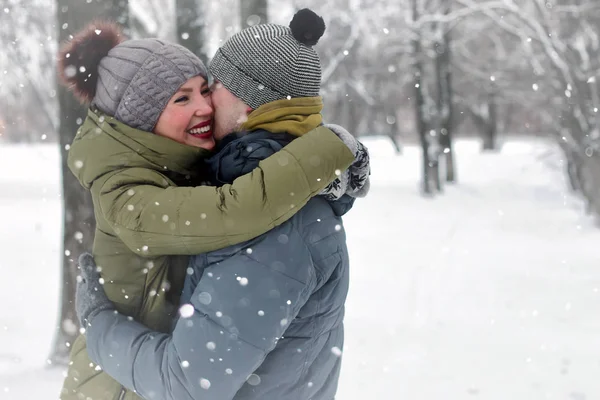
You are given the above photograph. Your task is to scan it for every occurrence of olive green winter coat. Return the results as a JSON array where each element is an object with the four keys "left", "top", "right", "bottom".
[{"left": 59, "top": 109, "right": 354, "bottom": 400}]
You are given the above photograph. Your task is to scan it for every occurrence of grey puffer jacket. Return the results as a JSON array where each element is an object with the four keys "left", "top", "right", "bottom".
[{"left": 85, "top": 130, "right": 351, "bottom": 400}]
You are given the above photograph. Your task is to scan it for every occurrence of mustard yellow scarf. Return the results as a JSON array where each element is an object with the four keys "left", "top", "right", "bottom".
[{"left": 240, "top": 96, "right": 323, "bottom": 137}]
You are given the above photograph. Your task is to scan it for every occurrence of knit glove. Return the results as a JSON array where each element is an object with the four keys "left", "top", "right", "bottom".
[
  {"left": 321, "top": 123, "right": 371, "bottom": 201},
  {"left": 76, "top": 253, "right": 115, "bottom": 330}
]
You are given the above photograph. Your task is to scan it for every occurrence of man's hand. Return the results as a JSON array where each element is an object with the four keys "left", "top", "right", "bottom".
[{"left": 76, "top": 253, "right": 114, "bottom": 330}]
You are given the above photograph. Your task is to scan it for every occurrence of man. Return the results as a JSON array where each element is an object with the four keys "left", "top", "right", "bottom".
[{"left": 76, "top": 8, "right": 369, "bottom": 400}]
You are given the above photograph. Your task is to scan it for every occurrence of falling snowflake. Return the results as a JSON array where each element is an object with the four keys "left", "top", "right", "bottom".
[
  {"left": 198, "top": 292, "right": 212, "bottom": 305},
  {"left": 199, "top": 378, "right": 211, "bottom": 389},
  {"left": 63, "top": 65, "right": 76, "bottom": 78},
  {"left": 247, "top": 374, "right": 261, "bottom": 386},
  {"left": 179, "top": 304, "right": 194, "bottom": 318},
  {"left": 62, "top": 319, "right": 78, "bottom": 335}
]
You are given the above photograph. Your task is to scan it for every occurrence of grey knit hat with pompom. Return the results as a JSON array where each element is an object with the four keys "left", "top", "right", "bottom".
[
  {"left": 209, "top": 8, "right": 326, "bottom": 110},
  {"left": 58, "top": 21, "right": 208, "bottom": 132}
]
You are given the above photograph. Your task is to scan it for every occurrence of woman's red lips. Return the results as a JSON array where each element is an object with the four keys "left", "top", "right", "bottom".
[
  {"left": 189, "top": 121, "right": 211, "bottom": 130},
  {"left": 188, "top": 121, "right": 213, "bottom": 139}
]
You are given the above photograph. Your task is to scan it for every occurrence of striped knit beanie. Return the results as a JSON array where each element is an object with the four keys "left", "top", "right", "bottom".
[
  {"left": 209, "top": 9, "right": 326, "bottom": 110},
  {"left": 58, "top": 21, "right": 208, "bottom": 132}
]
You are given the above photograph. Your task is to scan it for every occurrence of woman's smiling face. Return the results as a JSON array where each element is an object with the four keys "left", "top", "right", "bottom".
[{"left": 153, "top": 75, "right": 215, "bottom": 150}]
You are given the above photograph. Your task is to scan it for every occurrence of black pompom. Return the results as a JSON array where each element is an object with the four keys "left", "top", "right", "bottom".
[
  {"left": 289, "top": 8, "right": 326, "bottom": 47},
  {"left": 58, "top": 20, "right": 124, "bottom": 104}
]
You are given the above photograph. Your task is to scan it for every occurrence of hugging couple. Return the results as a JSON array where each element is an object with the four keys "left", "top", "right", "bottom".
[{"left": 59, "top": 8, "right": 370, "bottom": 400}]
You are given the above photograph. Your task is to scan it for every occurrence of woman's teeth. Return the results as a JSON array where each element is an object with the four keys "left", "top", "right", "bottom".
[{"left": 189, "top": 126, "right": 211, "bottom": 135}]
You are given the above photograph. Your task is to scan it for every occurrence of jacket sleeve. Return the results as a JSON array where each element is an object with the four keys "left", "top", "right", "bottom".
[
  {"left": 97, "top": 126, "right": 353, "bottom": 256},
  {"left": 85, "top": 242, "right": 317, "bottom": 400}
]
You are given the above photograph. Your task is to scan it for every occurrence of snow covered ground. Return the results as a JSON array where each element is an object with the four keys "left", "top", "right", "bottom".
[{"left": 1, "top": 137, "right": 599, "bottom": 399}]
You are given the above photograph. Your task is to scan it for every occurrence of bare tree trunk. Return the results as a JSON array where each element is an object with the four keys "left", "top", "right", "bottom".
[
  {"left": 390, "top": 133, "right": 402, "bottom": 154},
  {"left": 176, "top": 0, "right": 207, "bottom": 64},
  {"left": 566, "top": 147, "right": 583, "bottom": 192},
  {"left": 50, "top": 0, "right": 129, "bottom": 366},
  {"left": 434, "top": 40, "right": 448, "bottom": 188},
  {"left": 339, "top": 86, "right": 352, "bottom": 131},
  {"left": 436, "top": 1, "right": 456, "bottom": 182},
  {"left": 411, "top": 0, "right": 431, "bottom": 195},
  {"left": 482, "top": 91, "right": 498, "bottom": 151},
  {"left": 348, "top": 94, "right": 360, "bottom": 133},
  {"left": 375, "top": 73, "right": 401, "bottom": 154},
  {"left": 387, "top": 106, "right": 401, "bottom": 155},
  {"left": 240, "top": 0, "right": 268, "bottom": 28}
]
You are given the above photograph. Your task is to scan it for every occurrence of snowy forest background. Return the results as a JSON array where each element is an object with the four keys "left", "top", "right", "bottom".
[
  {"left": 3, "top": 0, "right": 600, "bottom": 207},
  {"left": 2, "top": 1, "right": 600, "bottom": 398},
  {"left": 2, "top": 0, "right": 600, "bottom": 377}
]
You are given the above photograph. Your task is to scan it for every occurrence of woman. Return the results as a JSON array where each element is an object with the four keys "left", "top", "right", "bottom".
[{"left": 58, "top": 21, "right": 358, "bottom": 400}]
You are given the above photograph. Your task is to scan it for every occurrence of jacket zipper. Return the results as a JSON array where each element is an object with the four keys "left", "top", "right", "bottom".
[{"left": 117, "top": 387, "right": 126, "bottom": 400}]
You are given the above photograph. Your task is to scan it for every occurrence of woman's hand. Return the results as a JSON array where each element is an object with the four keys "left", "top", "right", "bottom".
[
  {"left": 76, "top": 253, "right": 115, "bottom": 330},
  {"left": 321, "top": 124, "right": 371, "bottom": 200}
]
